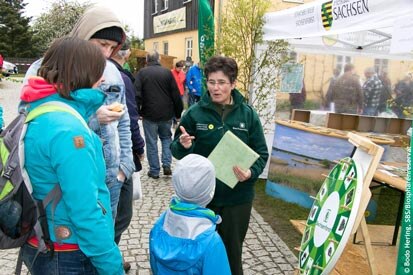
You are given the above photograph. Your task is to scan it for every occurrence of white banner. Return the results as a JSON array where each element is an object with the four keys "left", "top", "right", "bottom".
[
  {"left": 153, "top": 7, "right": 186, "bottom": 34},
  {"left": 263, "top": 0, "right": 413, "bottom": 40},
  {"left": 391, "top": 15, "right": 413, "bottom": 55}
]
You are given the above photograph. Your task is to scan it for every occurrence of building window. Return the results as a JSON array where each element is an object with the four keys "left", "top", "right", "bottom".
[
  {"left": 185, "top": 38, "right": 193, "bottom": 60},
  {"left": 152, "top": 0, "right": 158, "bottom": 14},
  {"left": 374, "top": 59, "right": 388, "bottom": 75},
  {"left": 336, "top": 55, "right": 352, "bottom": 74},
  {"left": 163, "top": 41, "right": 169, "bottom": 55},
  {"left": 161, "top": 0, "right": 168, "bottom": 11},
  {"left": 289, "top": 51, "right": 298, "bottom": 63},
  {"left": 153, "top": 42, "right": 159, "bottom": 52}
]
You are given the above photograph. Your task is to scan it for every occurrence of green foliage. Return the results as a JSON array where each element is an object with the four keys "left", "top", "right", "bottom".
[
  {"left": 303, "top": 99, "right": 322, "bottom": 110},
  {"left": 31, "top": 0, "right": 89, "bottom": 55},
  {"left": 130, "top": 34, "right": 144, "bottom": 50},
  {"left": 0, "top": 0, "right": 40, "bottom": 57},
  {"left": 216, "top": 0, "right": 290, "bottom": 131},
  {"left": 319, "top": 159, "right": 331, "bottom": 168}
]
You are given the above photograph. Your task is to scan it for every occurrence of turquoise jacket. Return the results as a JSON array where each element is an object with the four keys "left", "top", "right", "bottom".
[
  {"left": 0, "top": 104, "right": 3, "bottom": 128},
  {"left": 22, "top": 87, "right": 123, "bottom": 275}
]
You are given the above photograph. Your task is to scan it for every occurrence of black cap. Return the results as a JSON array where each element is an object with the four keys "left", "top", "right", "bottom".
[{"left": 91, "top": 26, "right": 123, "bottom": 44}]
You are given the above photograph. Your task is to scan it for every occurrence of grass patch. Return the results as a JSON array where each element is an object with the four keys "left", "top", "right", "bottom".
[
  {"left": 253, "top": 179, "right": 403, "bottom": 256},
  {"left": 371, "top": 186, "right": 403, "bottom": 225},
  {"left": 253, "top": 179, "right": 308, "bottom": 255}
]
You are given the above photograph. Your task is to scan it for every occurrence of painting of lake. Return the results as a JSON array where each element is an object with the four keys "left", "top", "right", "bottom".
[{"left": 266, "top": 122, "right": 354, "bottom": 208}]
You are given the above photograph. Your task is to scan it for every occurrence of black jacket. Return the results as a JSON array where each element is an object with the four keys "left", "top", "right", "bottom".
[{"left": 134, "top": 61, "right": 183, "bottom": 122}]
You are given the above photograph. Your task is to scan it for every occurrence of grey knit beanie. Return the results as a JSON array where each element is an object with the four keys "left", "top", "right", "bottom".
[{"left": 172, "top": 154, "right": 216, "bottom": 207}]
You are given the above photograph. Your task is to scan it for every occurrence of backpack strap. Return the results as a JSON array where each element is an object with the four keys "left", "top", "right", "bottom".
[
  {"left": 0, "top": 111, "right": 28, "bottom": 198},
  {"left": 15, "top": 101, "right": 91, "bottom": 275},
  {"left": 25, "top": 101, "right": 90, "bottom": 131},
  {"left": 19, "top": 101, "right": 90, "bottom": 247}
]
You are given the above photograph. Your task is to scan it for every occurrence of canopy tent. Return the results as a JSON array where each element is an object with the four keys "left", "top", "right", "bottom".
[
  {"left": 255, "top": 0, "right": 413, "bottom": 177},
  {"left": 262, "top": 0, "right": 413, "bottom": 59}
]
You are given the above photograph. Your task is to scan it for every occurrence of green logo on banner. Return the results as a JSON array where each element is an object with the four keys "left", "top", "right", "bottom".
[
  {"left": 321, "top": 1, "right": 333, "bottom": 30},
  {"left": 396, "top": 124, "right": 412, "bottom": 274}
]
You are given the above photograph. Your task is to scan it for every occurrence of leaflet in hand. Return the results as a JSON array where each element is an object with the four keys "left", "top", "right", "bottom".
[{"left": 208, "top": 131, "right": 259, "bottom": 189}]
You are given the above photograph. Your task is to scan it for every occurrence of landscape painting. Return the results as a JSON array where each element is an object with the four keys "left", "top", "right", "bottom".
[{"left": 266, "top": 121, "right": 354, "bottom": 208}]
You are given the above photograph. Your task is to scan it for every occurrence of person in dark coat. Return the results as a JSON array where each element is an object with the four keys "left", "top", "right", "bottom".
[
  {"left": 134, "top": 51, "right": 183, "bottom": 179},
  {"left": 289, "top": 83, "right": 306, "bottom": 112},
  {"left": 394, "top": 74, "right": 413, "bottom": 118},
  {"left": 329, "top": 63, "right": 363, "bottom": 114},
  {"left": 110, "top": 39, "right": 145, "bottom": 272}
]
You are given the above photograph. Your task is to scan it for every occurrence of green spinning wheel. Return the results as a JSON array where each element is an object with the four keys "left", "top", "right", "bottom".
[{"left": 298, "top": 157, "right": 363, "bottom": 275}]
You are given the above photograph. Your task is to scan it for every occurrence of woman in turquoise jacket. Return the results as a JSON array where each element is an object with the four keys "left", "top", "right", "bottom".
[{"left": 20, "top": 37, "right": 124, "bottom": 275}]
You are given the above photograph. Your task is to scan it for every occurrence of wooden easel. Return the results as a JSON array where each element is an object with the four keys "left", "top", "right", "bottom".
[{"left": 347, "top": 132, "right": 384, "bottom": 275}]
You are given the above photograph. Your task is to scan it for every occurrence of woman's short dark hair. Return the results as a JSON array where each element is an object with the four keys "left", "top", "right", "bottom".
[
  {"left": 175, "top": 60, "right": 184, "bottom": 68},
  {"left": 38, "top": 37, "right": 106, "bottom": 99},
  {"left": 204, "top": 56, "right": 238, "bottom": 83}
]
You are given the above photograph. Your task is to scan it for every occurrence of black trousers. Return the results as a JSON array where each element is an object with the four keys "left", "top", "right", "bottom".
[
  {"left": 114, "top": 177, "right": 133, "bottom": 244},
  {"left": 209, "top": 202, "right": 253, "bottom": 275}
]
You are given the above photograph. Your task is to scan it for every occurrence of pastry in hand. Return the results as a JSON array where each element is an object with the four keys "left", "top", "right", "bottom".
[{"left": 108, "top": 102, "right": 124, "bottom": 112}]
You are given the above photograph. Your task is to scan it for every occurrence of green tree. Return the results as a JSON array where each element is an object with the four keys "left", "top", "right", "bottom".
[
  {"left": 130, "top": 34, "right": 144, "bottom": 50},
  {"left": 0, "top": 0, "right": 39, "bottom": 57},
  {"left": 216, "top": 0, "right": 290, "bottom": 130},
  {"left": 31, "top": 0, "right": 89, "bottom": 54}
]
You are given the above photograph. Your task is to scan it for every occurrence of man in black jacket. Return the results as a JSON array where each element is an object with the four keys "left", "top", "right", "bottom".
[{"left": 134, "top": 51, "right": 183, "bottom": 179}]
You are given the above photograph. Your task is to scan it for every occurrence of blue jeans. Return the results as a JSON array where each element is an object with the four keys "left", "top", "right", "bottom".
[
  {"left": 107, "top": 178, "right": 124, "bottom": 220},
  {"left": 21, "top": 243, "right": 98, "bottom": 275},
  {"left": 188, "top": 93, "right": 200, "bottom": 107},
  {"left": 143, "top": 119, "right": 173, "bottom": 176}
]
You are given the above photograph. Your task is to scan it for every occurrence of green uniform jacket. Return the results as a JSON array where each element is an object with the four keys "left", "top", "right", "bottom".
[{"left": 171, "top": 89, "right": 269, "bottom": 207}]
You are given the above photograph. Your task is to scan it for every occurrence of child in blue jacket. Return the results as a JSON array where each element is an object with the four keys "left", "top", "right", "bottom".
[{"left": 149, "top": 154, "right": 231, "bottom": 275}]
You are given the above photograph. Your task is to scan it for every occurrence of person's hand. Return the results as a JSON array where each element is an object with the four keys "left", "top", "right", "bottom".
[
  {"left": 138, "top": 154, "right": 145, "bottom": 161},
  {"left": 117, "top": 170, "right": 126, "bottom": 182},
  {"left": 233, "top": 166, "right": 251, "bottom": 182},
  {"left": 96, "top": 105, "right": 125, "bottom": 124},
  {"left": 179, "top": 126, "right": 195, "bottom": 149}
]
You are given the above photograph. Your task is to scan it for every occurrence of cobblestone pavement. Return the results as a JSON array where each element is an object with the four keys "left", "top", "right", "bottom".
[{"left": 0, "top": 80, "right": 298, "bottom": 274}]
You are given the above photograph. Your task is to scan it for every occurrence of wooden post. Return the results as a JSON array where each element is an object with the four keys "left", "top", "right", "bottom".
[{"left": 347, "top": 133, "right": 384, "bottom": 275}]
